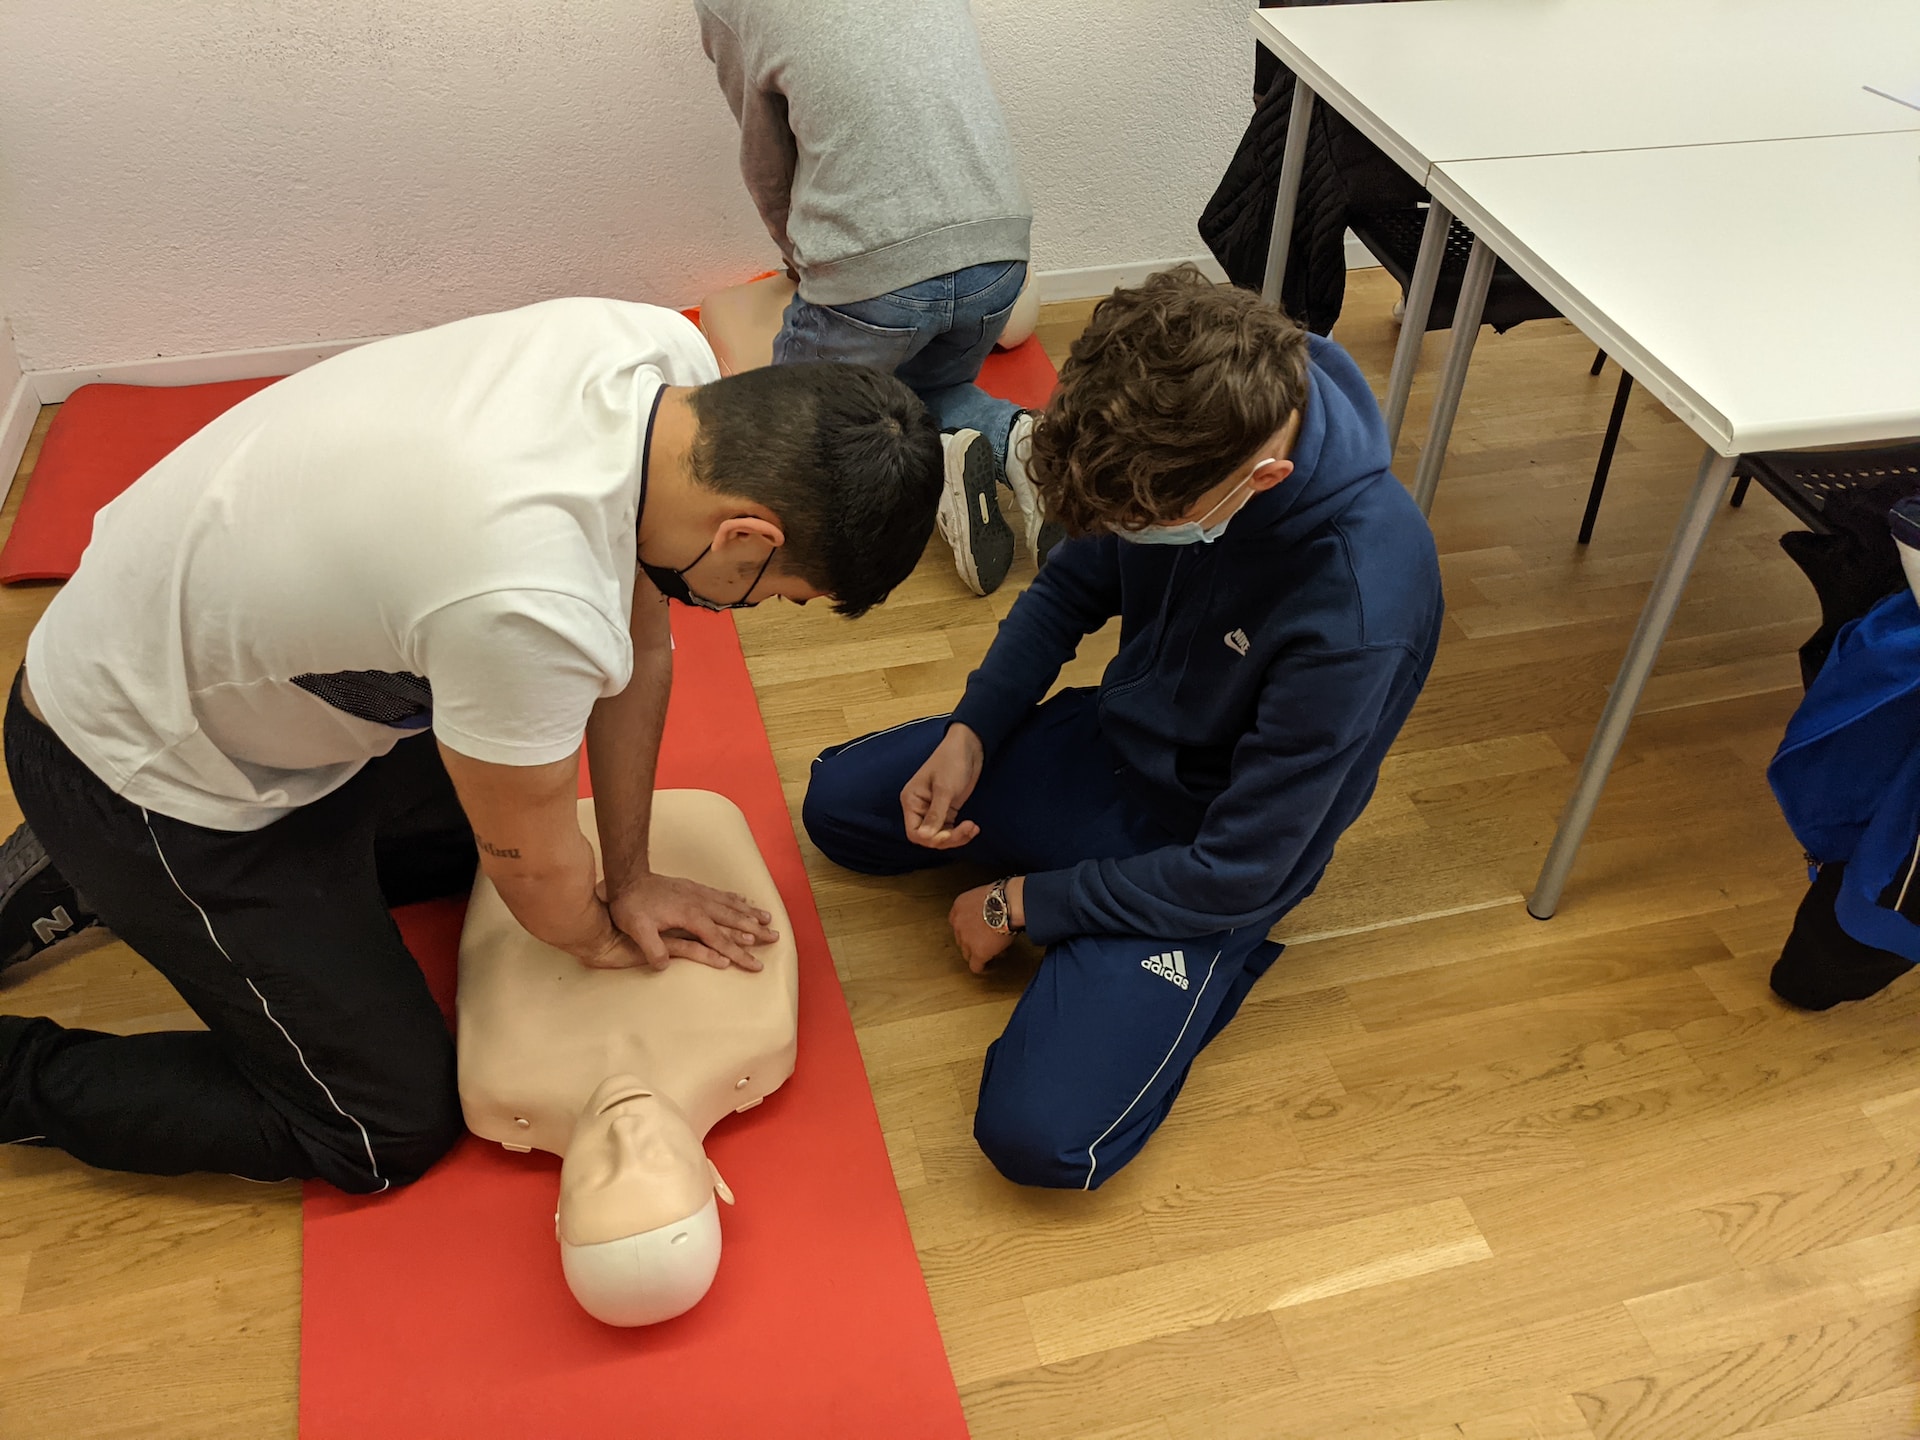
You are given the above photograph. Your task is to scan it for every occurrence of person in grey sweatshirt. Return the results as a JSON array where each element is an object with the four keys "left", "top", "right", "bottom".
[{"left": 695, "top": 0, "right": 1045, "bottom": 597}]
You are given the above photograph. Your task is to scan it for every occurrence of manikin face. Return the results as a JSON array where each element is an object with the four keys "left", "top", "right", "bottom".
[{"left": 558, "top": 1076, "right": 727, "bottom": 1246}]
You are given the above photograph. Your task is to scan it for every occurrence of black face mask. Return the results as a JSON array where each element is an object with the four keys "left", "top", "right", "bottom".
[{"left": 639, "top": 541, "right": 778, "bottom": 612}]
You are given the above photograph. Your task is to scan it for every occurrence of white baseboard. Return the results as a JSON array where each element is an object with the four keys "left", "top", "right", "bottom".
[
  {"left": 1, "top": 374, "right": 38, "bottom": 506},
  {"left": 1034, "top": 256, "right": 1230, "bottom": 303},
  {"left": 21, "top": 245, "right": 1390, "bottom": 401},
  {"left": 1035, "top": 240, "right": 1378, "bottom": 305},
  {"left": 29, "top": 334, "right": 387, "bottom": 404}
]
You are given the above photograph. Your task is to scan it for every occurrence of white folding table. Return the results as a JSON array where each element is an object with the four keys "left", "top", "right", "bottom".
[
  {"left": 1256, "top": 0, "right": 1920, "bottom": 171},
  {"left": 1430, "top": 131, "right": 1920, "bottom": 914},
  {"left": 1255, "top": 0, "right": 1920, "bottom": 497},
  {"left": 1249, "top": 0, "right": 1920, "bottom": 914}
]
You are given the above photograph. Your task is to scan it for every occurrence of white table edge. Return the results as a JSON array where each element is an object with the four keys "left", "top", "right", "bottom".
[
  {"left": 1425, "top": 160, "right": 1920, "bottom": 458},
  {"left": 1419, "top": 161, "right": 1744, "bottom": 455},
  {"left": 1248, "top": 6, "right": 1920, "bottom": 173},
  {"left": 1250, "top": 10, "right": 1436, "bottom": 188}
]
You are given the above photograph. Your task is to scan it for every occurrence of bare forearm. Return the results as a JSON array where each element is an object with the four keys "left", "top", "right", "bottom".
[
  {"left": 478, "top": 827, "right": 611, "bottom": 956},
  {"left": 586, "top": 641, "right": 671, "bottom": 895},
  {"left": 438, "top": 739, "right": 633, "bottom": 964}
]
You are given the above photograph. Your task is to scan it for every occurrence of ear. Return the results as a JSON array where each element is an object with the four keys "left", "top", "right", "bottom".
[
  {"left": 714, "top": 515, "right": 784, "bottom": 550},
  {"left": 709, "top": 1160, "right": 736, "bottom": 1205},
  {"left": 1248, "top": 457, "right": 1293, "bottom": 493}
]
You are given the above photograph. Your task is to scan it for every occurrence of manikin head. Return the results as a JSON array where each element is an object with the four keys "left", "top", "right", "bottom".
[{"left": 557, "top": 1076, "right": 735, "bottom": 1326}]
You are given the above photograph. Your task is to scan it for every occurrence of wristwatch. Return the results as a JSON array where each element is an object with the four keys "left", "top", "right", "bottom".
[{"left": 983, "top": 877, "right": 1015, "bottom": 934}]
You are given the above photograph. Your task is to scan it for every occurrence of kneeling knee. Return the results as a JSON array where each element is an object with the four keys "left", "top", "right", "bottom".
[
  {"left": 973, "top": 1091, "right": 1090, "bottom": 1191},
  {"left": 377, "top": 1096, "right": 464, "bottom": 1189},
  {"left": 799, "top": 773, "right": 860, "bottom": 869},
  {"left": 312, "top": 1091, "right": 462, "bottom": 1194},
  {"left": 801, "top": 761, "right": 906, "bottom": 875}
]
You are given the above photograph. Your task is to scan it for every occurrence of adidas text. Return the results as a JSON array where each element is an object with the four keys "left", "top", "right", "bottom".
[{"left": 1141, "top": 949, "right": 1190, "bottom": 989}]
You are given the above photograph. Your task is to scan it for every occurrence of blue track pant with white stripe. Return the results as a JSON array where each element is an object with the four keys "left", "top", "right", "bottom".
[{"left": 802, "top": 688, "right": 1286, "bottom": 1190}]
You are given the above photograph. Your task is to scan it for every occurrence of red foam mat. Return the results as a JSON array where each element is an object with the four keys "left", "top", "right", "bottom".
[
  {"left": 9, "top": 371, "right": 995, "bottom": 1434},
  {"left": 2, "top": 337, "right": 1056, "bottom": 584},
  {"left": 975, "top": 334, "right": 1059, "bottom": 414},
  {"left": 0, "top": 378, "right": 279, "bottom": 582},
  {"left": 301, "top": 607, "right": 968, "bottom": 1438}
]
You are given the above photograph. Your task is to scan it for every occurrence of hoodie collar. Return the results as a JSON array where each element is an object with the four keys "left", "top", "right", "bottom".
[{"left": 1228, "top": 361, "right": 1329, "bottom": 537}]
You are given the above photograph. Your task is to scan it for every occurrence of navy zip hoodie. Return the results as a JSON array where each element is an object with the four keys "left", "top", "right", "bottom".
[{"left": 949, "top": 334, "right": 1443, "bottom": 945}]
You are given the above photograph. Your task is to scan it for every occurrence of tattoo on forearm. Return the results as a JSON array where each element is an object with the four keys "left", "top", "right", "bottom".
[{"left": 475, "top": 835, "right": 522, "bottom": 859}]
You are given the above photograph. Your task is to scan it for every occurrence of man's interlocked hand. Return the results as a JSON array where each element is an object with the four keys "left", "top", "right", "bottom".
[{"left": 600, "top": 873, "right": 779, "bottom": 972}]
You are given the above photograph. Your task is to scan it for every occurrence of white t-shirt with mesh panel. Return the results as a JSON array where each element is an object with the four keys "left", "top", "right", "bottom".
[{"left": 26, "top": 298, "right": 719, "bottom": 832}]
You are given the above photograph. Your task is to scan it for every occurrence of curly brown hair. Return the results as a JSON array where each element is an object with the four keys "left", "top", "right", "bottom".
[{"left": 1027, "top": 265, "right": 1310, "bottom": 536}]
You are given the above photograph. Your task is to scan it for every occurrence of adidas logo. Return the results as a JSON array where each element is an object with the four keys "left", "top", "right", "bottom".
[
  {"left": 1141, "top": 949, "right": 1190, "bottom": 990},
  {"left": 1224, "top": 628, "right": 1250, "bottom": 656},
  {"left": 32, "top": 906, "right": 75, "bottom": 945}
]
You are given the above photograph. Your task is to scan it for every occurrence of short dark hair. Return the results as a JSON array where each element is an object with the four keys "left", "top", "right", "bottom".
[
  {"left": 1029, "top": 264, "right": 1310, "bottom": 535},
  {"left": 685, "top": 363, "right": 941, "bottom": 617}
]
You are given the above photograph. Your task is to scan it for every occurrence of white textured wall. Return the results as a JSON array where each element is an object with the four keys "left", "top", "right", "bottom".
[
  {"left": 978, "top": 0, "right": 1252, "bottom": 285},
  {"left": 0, "top": 0, "right": 1257, "bottom": 373},
  {"left": 1, "top": 312, "right": 37, "bottom": 496},
  {"left": 0, "top": 317, "right": 22, "bottom": 410}
]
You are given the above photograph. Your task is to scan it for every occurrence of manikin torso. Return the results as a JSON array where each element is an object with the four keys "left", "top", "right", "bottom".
[{"left": 456, "top": 791, "right": 799, "bottom": 1324}]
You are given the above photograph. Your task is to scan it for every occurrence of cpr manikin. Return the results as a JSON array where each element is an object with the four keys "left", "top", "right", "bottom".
[
  {"left": 456, "top": 791, "right": 798, "bottom": 1325},
  {"left": 697, "top": 269, "right": 1039, "bottom": 375}
]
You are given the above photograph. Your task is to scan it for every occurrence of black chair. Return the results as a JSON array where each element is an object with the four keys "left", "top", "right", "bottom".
[
  {"left": 1349, "top": 205, "right": 1636, "bottom": 544},
  {"left": 1729, "top": 443, "right": 1920, "bottom": 534},
  {"left": 1578, "top": 374, "right": 1920, "bottom": 545},
  {"left": 1347, "top": 206, "right": 1560, "bottom": 333}
]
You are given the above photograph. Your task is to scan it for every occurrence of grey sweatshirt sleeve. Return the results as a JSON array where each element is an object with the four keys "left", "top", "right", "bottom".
[{"left": 696, "top": 3, "right": 799, "bottom": 264}]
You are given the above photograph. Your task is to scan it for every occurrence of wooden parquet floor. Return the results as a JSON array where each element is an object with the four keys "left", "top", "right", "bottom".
[{"left": 1, "top": 269, "right": 1917, "bottom": 1438}]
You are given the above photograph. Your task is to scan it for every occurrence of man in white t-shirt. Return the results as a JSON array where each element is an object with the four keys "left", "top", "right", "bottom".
[{"left": 0, "top": 297, "right": 940, "bottom": 1193}]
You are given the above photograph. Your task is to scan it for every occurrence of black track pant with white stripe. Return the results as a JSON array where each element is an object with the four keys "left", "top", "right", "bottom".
[{"left": 0, "top": 674, "right": 474, "bottom": 1192}]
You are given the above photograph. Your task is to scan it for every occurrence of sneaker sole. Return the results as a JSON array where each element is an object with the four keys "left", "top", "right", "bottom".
[
  {"left": 941, "top": 433, "right": 1014, "bottom": 596},
  {"left": 1003, "top": 412, "right": 1055, "bottom": 565}
]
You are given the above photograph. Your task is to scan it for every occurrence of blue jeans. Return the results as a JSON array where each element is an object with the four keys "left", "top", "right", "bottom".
[
  {"left": 801, "top": 690, "right": 1288, "bottom": 1190},
  {"left": 772, "top": 260, "right": 1027, "bottom": 465}
]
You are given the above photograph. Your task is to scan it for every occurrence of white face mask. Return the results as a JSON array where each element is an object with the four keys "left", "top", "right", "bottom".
[{"left": 1118, "top": 460, "right": 1275, "bottom": 546}]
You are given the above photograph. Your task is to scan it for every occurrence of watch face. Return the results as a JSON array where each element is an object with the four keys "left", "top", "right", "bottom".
[{"left": 984, "top": 891, "right": 1008, "bottom": 931}]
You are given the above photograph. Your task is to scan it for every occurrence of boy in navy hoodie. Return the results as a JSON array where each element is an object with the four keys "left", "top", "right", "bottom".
[{"left": 803, "top": 267, "right": 1443, "bottom": 1189}]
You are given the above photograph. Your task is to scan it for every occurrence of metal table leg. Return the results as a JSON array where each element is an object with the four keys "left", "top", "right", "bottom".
[
  {"left": 1383, "top": 200, "right": 1452, "bottom": 454},
  {"left": 1409, "top": 234, "right": 1495, "bottom": 515},
  {"left": 1260, "top": 81, "right": 1316, "bottom": 307},
  {"left": 1527, "top": 446, "right": 1741, "bottom": 919}
]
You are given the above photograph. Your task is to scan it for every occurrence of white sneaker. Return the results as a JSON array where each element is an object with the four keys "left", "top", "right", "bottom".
[
  {"left": 1003, "top": 411, "right": 1064, "bottom": 565},
  {"left": 937, "top": 430, "right": 1015, "bottom": 596}
]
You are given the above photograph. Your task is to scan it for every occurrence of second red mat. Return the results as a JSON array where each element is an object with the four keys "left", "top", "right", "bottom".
[{"left": 0, "top": 339, "right": 1057, "bottom": 584}]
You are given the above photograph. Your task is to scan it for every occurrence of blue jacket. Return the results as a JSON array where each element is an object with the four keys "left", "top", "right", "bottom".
[
  {"left": 950, "top": 334, "right": 1443, "bottom": 944},
  {"left": 1770, "top": 589, "right": 1920, "bottom": 964}
]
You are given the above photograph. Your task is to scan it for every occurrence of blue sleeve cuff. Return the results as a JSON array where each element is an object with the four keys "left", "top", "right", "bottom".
[
  {"left": 1019, "top": 868, "right": 1079, "bottom": 946},
  {"left": 949, "top": 683, "right": 1025, "bottom": 759}
]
